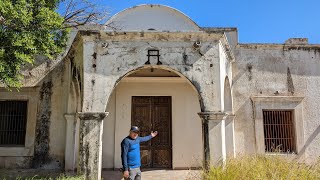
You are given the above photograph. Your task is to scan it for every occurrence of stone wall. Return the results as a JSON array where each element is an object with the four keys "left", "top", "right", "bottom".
[{"left": 232, "top": 44, "right": 320, "bottom": 162}]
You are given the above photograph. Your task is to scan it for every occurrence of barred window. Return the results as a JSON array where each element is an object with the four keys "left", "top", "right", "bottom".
[
  {"left": 263, "top": 110, "right": 296, "bottom": 153},
  {"left": 0, "top": 101, "right": 28, "bottom": 146}
]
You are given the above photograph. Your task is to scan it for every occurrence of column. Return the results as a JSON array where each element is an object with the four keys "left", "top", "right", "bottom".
[
  {"left": 225, "top": 113, "right": 236, "bottom": 158},
  {"left": 198, "top": 112, "right": 227, "bottom": 168},
  {"left": 77, "top": 112, "right": 108, "bottom": 180},
  {"left": 64, "top": 114, "right": 77, "bottom": 171}
]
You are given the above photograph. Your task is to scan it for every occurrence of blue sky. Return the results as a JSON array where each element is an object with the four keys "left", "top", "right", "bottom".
[{"left": 93, "top": 0, "right": 320, "bottom": 44}]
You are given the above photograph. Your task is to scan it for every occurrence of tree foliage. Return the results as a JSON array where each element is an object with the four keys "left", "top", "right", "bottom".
[
  {"left": 0, "top": 0, "right": 69, "bottom": 88},
  {"left": 0, "top": 0, "right": 109, "bottom": 88}
]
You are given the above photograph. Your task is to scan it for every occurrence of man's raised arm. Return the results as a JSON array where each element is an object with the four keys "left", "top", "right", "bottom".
[{"left": 139, "top": 131, "right": 158, "bottom": 142}]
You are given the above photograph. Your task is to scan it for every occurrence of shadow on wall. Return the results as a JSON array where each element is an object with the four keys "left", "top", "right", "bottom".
[
  {"left": 234, "top": 98, "right": 256, "bottom": 154},
  {"left": 297, "top": 125, "right": 320, "bottom": 160}
]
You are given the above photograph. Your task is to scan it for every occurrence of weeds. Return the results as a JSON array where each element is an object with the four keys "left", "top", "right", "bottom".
[{"left": 204, "top": 155, "right": 320, "bottom": 180}]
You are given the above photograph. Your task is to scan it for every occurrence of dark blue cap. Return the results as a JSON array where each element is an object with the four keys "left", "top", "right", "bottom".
[{"left": 130, "top": 126, "right": 140, "bottom": 132}]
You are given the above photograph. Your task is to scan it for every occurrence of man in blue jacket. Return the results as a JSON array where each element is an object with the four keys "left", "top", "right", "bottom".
[{"left": 121, "top": 126, "right": 158, "bottom": 180}]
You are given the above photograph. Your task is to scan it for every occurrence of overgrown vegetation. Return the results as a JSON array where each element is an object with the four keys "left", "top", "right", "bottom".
[
  {"left": 0, "top": 0, "right": 108, "bottom": 88},
  {"left": 0, "top": 0, "right": 69, "bottom": 88},
  {"left": 204, "top": 155, "right": 320, "bottom": 180},
  {"left": 3, "top": 174, "right": 84, "bottom": 180}
]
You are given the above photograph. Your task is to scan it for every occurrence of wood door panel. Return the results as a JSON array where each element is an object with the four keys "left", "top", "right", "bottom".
[
  {"left": 140, "top": 149, "right": 152, "bottom": 167},
  {"left": 132, "top": 102, "right": 151, "bottom": 147},
  {"left": 152, "top": 150, "right": 171, "bottom": 168},
  {"left": 132, "top": 96, "right": 172, "bottom": 168},
  {"left": 153, "top": 105, "right": 171, "bottom": 147}
]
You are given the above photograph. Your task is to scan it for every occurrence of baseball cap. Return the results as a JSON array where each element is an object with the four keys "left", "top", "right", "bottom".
[{"left": 130, "top": 126, "right": 140, "bottom": 132}]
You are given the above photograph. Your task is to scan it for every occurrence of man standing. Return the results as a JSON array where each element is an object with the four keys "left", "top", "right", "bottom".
[{"left": 121, "top": 126, "right": 158, "bottom": 180}]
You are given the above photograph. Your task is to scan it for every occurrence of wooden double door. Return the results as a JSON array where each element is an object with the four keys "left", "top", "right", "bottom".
[{"left": 131, "top": 96, "right": 172, "bottom": 168}]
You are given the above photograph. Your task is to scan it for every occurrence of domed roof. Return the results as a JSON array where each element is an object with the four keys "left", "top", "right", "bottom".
[{"left": 105, "top": 4, "right": 200, "bottom": 32}]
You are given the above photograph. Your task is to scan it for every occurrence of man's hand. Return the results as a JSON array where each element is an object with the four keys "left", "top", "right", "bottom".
[
  {"left": 123, "top": 170, "right": 129, "bottom": 178},
  {"left": 151, "top": 131, "right": 158, "bottom": 137}
]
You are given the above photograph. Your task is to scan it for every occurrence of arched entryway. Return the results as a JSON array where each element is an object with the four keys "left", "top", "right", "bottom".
[{"left": 102, "top": 66, "right": 203, "bottom": 170}]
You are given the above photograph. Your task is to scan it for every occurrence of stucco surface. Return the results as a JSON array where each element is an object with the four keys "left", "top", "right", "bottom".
[{"left": 233, "top": 45, "right": 320, "bottom": 162}]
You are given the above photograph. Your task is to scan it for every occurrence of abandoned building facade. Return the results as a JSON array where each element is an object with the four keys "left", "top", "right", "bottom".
[{"left": 1, "top": 4, "right": 320, "bottom": 179}]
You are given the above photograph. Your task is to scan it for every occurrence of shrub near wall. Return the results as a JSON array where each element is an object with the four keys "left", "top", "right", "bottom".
[{"left": 204, "top": 155, "right": 320, "bottom": 180}]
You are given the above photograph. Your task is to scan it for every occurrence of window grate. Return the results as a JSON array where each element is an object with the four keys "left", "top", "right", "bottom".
[
  {"left": 0, "top": 101, "right": 28, "bottom": 146},
  {"left": 263, "top": 110, "right": 296, "bottom": 153}
]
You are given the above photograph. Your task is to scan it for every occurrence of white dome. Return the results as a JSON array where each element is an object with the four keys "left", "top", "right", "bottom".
[{"left": 105, "top": 4, "right": 200, "bottom": 32}]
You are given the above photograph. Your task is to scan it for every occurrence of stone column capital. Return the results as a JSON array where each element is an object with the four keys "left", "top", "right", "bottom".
[
  {"left": 64, "top": 113, "right": 76, "bottom": 121},
  {"left": 77, "top": 112, "right": 109, "bottom": 121},
  {"left": 198, "top": 111, "right": 226, "bottom": 122},
  {"left": 198, "top": 111, "right": 235, "bottom": 122}
]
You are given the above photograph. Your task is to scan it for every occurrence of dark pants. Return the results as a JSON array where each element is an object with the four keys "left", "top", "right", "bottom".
[{"left": 125, "top": 167, "right": 141, "bottom": 180}]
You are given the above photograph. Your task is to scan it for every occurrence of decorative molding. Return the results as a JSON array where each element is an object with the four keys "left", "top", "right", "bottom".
[
  {"left": 251, "top": 96, "right": 304, "bottom": 102},
  {"left": 251, "top": 95, "right": 304, "bottom": 155}
]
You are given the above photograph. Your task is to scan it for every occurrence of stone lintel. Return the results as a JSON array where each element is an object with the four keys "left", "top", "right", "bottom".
[{"left": 77, "top": 112, "right": 109, "bottom": 121}]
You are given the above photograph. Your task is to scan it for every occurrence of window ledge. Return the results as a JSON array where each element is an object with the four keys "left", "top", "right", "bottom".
[
  {"left": 265, "top": 153, "right": 298, "bottom": 159},
  {"left": 265, "top": 153, "right": 297, "bottom": 156},
  {"left": 0, "top": 146, "right": 33, "bottom": 156}
]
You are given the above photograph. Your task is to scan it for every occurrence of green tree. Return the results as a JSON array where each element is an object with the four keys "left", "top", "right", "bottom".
[{"left": 0, "top": 0, "right": 68, "bottom": 88}]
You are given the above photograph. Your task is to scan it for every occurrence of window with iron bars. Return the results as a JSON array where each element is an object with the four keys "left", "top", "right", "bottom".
[
  {"left": 0, "top": 101, "right": 28, "bottom": 146},
  {"left": 263, "top": 110, "right": 296, "bottom": 153}
]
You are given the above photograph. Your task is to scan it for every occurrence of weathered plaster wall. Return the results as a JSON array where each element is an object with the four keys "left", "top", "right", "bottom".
[
  {"left": 233, "top": 44, "right": 320, "bottom": 162},
  {"left": 32, "top": 60, "right": 70, "bottom": 169},
  {"left": 0, "top": 59, "right": 70, "bottom": 169},
  {"left": 80, "top": 32, "right": 229, "bottom": 114},
  {"left": 102, "top": 80, "right": 203, "bottom": 169}
]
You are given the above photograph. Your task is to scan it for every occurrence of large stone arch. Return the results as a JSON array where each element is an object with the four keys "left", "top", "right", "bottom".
[
  {"left": 105, "top": 65, "right": 203, "bottom": 109},
  {"left": 102, "top": 65, "right": 203, "bottom": 170},
  {"left": 77, "top": 27, "right": 225, "bottom": 179}
]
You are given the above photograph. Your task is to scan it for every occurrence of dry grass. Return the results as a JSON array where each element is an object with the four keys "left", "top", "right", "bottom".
[
  {"left": 1, "top": 174, "right": 84, "bottom": 180},
  {"left": 204, "top": 155, "right": 320, "bottom": 180}
]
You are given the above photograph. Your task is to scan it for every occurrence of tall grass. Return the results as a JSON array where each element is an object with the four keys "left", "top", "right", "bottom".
[
  {"left": 204, "top": 155, "right": 320, "bottom": 180},
  {"left": 9, "top": 174, "right": 84, "bottom": 180}
]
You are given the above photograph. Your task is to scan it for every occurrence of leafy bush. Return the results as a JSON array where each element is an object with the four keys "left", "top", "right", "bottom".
[{"left": 204, "top": 155, "right": 320, "bottom": 180}]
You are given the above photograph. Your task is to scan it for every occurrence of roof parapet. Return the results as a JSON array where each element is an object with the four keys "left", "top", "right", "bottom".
[{"left": 285, "top": 38, "right": 308, "bottom": 45}]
